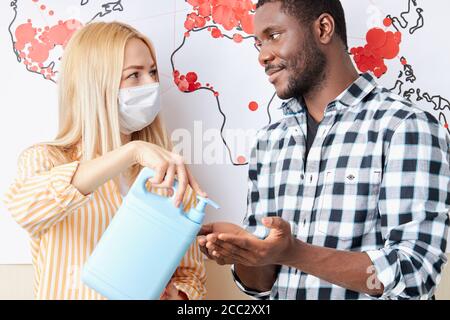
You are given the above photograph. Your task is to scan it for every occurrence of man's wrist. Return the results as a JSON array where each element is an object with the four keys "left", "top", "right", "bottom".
[
  {"left": 234, "top": 264, "right": 278, "bottom": 293},
  {"left": 279, "top": 237, "right": 305, "bottom": 268}
]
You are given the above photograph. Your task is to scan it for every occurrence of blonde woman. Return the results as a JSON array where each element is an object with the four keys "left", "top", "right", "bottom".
[{"left": 4, "top": 22, "right": 207, "bottom": 300}]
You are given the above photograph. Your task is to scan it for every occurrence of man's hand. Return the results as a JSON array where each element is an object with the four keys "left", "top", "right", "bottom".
[
  {"left": 198, "top": 217, "right": 295, "bottom": 267},
  {"left": 199, "top": 219, "right": 386, "bottom": 296},
  {"left": 198, "top": 222, "right": 248, "bottom": 265}
]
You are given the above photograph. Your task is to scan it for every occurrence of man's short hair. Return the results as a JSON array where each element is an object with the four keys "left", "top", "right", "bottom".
[{"left": 256, "top": 0, "right": 348, "bottom": 49}]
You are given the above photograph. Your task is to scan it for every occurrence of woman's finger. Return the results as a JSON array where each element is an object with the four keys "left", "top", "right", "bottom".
[
  {"left": 167, "top": 281, "right": 178, "bottom": 297},
  {"left": 159, "top": 288, "right": 168, "bottom": 300},
  {"left": 174, "top": 161, "right": 188, "bottom": 208},
  {"left": 186, "top": 167, "right": 207, "bottom": 197},
  {"left": 150, "top": 160, "right": 169, "bottom": 185},
  {"left": 159, "top": 163, "right": 176, "bottom": 190}
]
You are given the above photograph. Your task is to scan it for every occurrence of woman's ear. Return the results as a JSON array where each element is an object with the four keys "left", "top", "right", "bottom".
[{"left": 315, "top": 13, "right": 335, "bottom": 45}]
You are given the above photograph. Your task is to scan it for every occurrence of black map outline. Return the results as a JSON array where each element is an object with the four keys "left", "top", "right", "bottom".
[
  {"left": 386, "top": 0, "right": 424, "bottom": 35},
  {"left": 170, "top": 4, "right": 276, "bottom": 166},
  {"left": 385, "top": 0, "right": 450, "bottom": 135}
]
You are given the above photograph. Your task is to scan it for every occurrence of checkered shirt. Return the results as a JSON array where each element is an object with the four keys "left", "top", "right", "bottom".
[{"left": 232, "top": 73, "right": 450, "bottom": 300}]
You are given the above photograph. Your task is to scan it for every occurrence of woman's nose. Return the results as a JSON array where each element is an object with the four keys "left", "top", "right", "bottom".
[{"left": 141, "top": 74, "right": 158, "bottom": 85}]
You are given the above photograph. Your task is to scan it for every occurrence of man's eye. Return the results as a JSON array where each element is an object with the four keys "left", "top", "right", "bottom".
[{"left": 270, "top": 33, "right": 281, "bottom": 40}]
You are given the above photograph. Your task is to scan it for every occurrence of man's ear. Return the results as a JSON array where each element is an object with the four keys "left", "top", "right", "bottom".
[{"left": 313, "top": 13, "right": 335, "bottom": 45}]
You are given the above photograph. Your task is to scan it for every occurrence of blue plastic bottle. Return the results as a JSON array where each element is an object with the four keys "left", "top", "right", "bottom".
[{"left": 81, "top": 167, "right": 219, "bottom": 300}]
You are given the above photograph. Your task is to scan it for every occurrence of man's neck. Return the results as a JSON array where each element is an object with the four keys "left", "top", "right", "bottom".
[{"left": 303, "top": 53, "right": 359, "bottom": 123}]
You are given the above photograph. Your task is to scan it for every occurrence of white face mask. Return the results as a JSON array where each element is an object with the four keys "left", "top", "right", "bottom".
[{"left": 118, "top": 82, "right": 161, "bottom": 135}]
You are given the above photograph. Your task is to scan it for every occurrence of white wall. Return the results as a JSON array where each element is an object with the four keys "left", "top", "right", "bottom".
[{"left": 2, "top": 0, "right": 450, "bottom": 265}]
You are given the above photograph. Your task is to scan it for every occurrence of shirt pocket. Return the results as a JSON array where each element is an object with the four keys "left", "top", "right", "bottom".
[{"left": 317, "top": 168, "right": 382, "bottom": 240}]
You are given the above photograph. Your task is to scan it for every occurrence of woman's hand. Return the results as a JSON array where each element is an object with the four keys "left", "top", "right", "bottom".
[
  {"left": 72, "top": 140, "right": 205, "bottom": 205},
  {"left": 159, "top": 280, "right": 188, "bottom": 300},
  {"left": 130, "top": 141, "right": 207, "bottom": 207}
]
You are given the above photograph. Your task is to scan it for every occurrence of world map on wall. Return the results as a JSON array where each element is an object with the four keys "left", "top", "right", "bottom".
[
  {"left": 349, "top": 0, "right": 450, "bottom": 137},
  {"left": 8, "top": 0, "right": 450, "bottom": 167},
  {"left": 171, "top": 0, "right": 275, "bottom": 166},
  {"left": 8, "top": 0, "right": 124, "bottom": 82}
]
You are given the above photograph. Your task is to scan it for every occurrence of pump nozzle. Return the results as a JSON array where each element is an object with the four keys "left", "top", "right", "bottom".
[
  {"left": 186, "top": 196, "right": 220, "bottom": 224},
  {"left": 195, "top": 196, "right": 220, "bottom": 212}
]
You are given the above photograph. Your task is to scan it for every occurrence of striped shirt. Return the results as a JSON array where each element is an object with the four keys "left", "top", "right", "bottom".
[
  {"left": 233, "top": 73, "right": 450, "bottom": 300},
  {"left": 3, "top": 145, "right": 206, "bottom": 300}
]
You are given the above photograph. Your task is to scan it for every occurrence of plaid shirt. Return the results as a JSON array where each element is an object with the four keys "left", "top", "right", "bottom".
[{"left": 232, "top": 73, "right": 450, "bottom": 300}]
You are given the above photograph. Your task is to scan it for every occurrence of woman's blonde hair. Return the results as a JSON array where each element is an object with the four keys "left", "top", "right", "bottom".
[{"left": 44, "top": 21, "right": 172, "bottom": 181}]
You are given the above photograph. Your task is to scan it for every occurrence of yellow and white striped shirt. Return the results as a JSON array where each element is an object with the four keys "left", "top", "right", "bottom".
[{"left": 3, "top": 145, "right": 207, "bottom": 300}]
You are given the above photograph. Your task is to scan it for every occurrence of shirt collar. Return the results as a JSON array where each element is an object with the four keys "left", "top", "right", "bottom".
[
  {"left": 279, "top": 97, "right": 305, "bottom": 116},
  {"left": 280, "top": 72, "right": 378, "bottom": 116}
]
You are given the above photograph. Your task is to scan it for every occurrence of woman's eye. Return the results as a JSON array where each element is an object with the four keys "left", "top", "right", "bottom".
[
  {"left": 149, "top": 69, "right": 157, "bottom": 77},
  {"left": 127, "top": 72, "right": 139, "bottom": 79}
]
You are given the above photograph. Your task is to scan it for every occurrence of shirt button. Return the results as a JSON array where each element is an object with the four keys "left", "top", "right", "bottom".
[{"left": 300, "top": 174, "right": 304, "bottom": 180}]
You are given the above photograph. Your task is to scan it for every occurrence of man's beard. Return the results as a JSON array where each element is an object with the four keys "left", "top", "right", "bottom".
[{"left": 282, "top": 36, "right": 327, "bottom": 100}]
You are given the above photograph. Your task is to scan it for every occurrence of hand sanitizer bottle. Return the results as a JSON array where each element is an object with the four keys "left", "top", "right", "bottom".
[{"left": 82, "top": 167, "right": 219, "bottom": 299}]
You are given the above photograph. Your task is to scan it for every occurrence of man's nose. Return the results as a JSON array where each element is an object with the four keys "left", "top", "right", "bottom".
[{"left": 258, "top": 45, "right": 275, "bottom": 68}]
